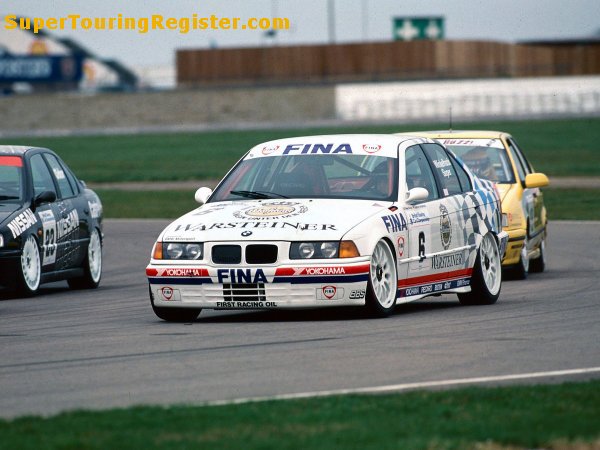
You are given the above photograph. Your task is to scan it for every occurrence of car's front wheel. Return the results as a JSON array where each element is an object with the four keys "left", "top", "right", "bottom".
[
  {"left": 150, "top": 285, "right": 201, "bottom": 322},
  {"left": 68, "top": 228, "right": 102, "bottom": 289},
  {"left": 17, "top": 235, "right": 41, "bottom": 296},
  {"left": 366, "top": 239, "right": 397, "bottom": 317},
  {"left": 529, "top": 238, "right": 546, "bottom": 273},
  {"left": 459, "top": 233, "right": 502, "bottom": 305}
]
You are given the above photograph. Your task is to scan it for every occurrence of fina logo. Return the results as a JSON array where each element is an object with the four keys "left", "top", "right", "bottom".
[
  {"left": 322, "top": 286, "right": 336, "bottom": 299},
  {"left": 362, "top": 144, "right": 381, "bottom": 154},
  {"left": 160, "top": 287, "right": 174, "bottom": 300},
  {"left": 439, "top": 204, "right": 452, "bottom": 250},
  {"left": 262, "top": 145, "right": 279, "bottom": 155}
]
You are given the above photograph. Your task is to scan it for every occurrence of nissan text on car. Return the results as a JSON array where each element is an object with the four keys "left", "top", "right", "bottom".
[
  {"left": 146, "top": 135, "right": 508, "bottom": 321},
  {"left": 0, "top": 146, "right": 103, "bottom": 296},
  {"left": 397, "top": 131, "right": 549, "bottom": 279}
]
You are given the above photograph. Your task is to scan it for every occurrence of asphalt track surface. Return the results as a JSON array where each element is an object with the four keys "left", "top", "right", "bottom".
[{"left": 1, "top": 220, "right": 599, "bottom": 419}]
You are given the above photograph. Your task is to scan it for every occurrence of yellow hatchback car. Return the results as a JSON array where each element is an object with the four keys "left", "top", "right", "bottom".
[{"left": 396, "top": 131, "right": 549, "bottom": 279}]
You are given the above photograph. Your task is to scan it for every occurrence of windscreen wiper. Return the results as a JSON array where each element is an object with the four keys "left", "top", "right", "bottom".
[
  {"left": 0, "top": 195, "right": 19, "bottom": 200},
  {"left": 230, "top": 190, "right": 289, "bottom": 199}
]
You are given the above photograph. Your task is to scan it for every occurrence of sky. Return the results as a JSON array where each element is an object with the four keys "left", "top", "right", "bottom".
[{"left": 1, "top": 0, "right": 599, "bottom": 68}]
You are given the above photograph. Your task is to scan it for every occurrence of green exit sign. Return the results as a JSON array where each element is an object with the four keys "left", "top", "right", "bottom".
[{"left": 393, "top": 17, "right": 445, "bottom": 41}]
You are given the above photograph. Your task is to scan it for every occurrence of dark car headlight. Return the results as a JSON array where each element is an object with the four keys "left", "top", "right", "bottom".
[{"left": 153, "top": 242, "right": 203, "bottom": 260}]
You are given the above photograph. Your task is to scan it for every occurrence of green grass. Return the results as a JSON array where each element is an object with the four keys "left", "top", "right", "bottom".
[
  {"left": 95, "top": 190, "right": 197, "bottom": 219},
  {"left": 1, "top": 380, "right": 598, "bottom": 449},
  {"left": 96, "top": 188, "right": 600, "bottom": 220},
  {"left": 2, "top": 118, "right": 599, "bottom": 182},
  {"left": 544, "top": 188, "right": 600, "bottom": 220}
]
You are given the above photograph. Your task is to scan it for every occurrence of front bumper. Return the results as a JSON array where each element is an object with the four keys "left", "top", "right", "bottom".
[{"left": 147, "top": 259, "right": 371, "bottom": 310}]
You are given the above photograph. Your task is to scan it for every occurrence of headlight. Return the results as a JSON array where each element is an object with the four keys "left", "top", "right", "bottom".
[
  {"left": 153, "top": 242, "right": 203, "bottom": 260},
  {"left": 0, "top": 233, "right": 4, "bottom": 248},
  {"left": 290, "top": 241, "right": 339, "bottom": 259}
]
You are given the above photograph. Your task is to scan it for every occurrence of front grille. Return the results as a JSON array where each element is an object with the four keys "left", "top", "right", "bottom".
[
  {"left": 223, "top": 283, "right": 266, "bottom": 302},
  {"left": 212, "top": 245, "right": 241, "bottom": 264},
  {"left": 246, "top": 244, "right": 278, "bottom": 264}
]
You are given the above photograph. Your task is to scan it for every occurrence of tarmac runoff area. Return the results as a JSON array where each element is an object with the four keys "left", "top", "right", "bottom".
[
  {"left": 88, "top": 177, "right": 600, "bottom": 191},
  {"left": 0, "top": 220, "right": 598, "bottom": 418}
]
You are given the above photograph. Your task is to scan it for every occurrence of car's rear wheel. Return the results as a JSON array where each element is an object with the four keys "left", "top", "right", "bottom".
[
  {"left": 68, "top": 228, "right": 102, "bottom": 289},
  {"left": 529, "top": 238, "right": 546, "bottom": 273},
  {"left": 459, "top": 233, "right": 501, "bottom": 305},
  {"left": 17, "top": 235, "right": 41, "bottom": 296},
  {"left": 366, "top": 239, "right": 397, "bottom": 317},
  {"left": 149, "top": 285, "right": 201, "bottom": 322}
]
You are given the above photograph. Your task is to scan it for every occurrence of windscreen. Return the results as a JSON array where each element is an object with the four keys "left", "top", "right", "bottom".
[
  {"left": 0, "top": 156, "right": 24, "bottom": 203},
  {"left": 445, "top": 141, "right": 515, "bottom": 183},
  {"left": 210, "top": 154, "right": 398, "bottom": 202}
]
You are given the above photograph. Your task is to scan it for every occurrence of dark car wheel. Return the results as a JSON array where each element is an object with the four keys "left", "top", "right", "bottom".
[
  {"left": 529, "top": 238, "right": 546, "bottom": 273},
  {"left": 17, "top": 235, "right": 41, "bottom": 296},
  {"left": 68, "top": 228, "right": 102, "bottom": 289},
  {"left": 459, "top": 233, "right": 501, "bottom": 305}
]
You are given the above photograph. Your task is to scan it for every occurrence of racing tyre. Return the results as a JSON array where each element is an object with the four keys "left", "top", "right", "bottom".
[
  {"left": 150, "top": 285, "right": 201, "bottom": 322},
  {"left": 512, "top": 238, "right": 529, "bottom": 280},
  {"left": 459, "top": 233, "right": 501, "bottom": 305},
  {"left": 68, "top": 228, "right": 102, "bottom": 289},
  {"left": 529, "top": 238, "right": 546, "bottom": 273},
  {"left": 17, "top": 235, "right": 41, "bottom": 296},
  {"left": 366, "top": 239, "right": 397, "bottom": 317}
]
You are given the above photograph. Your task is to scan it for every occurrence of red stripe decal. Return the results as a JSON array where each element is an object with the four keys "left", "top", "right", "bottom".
[
  {"left": 398, "top": 268, "right": 473, "bottom": 288},
  {"left": 275, "top": 264, "right": 370, "bottom": 276},
  {"left": 0, "top": 156, "right": 23, "bottom": 167},
  {"left": 147, "top": 267, "right": 209, "bottom": 277}
]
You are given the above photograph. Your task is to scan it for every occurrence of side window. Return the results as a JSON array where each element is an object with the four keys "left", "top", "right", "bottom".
[
  {"left": 508, "top": 138, "right": 532, "bottom": 173},
  {"left": 29, "top": 154, "right": 56, "bottom": 197},
  {"left": 506, "top": 140, "right": 527, "bottom": 183},
  {"left": 448, "top": 154, "right": 472, "bottom": 192},
  {"left": 60, "top": 160, "right": 80, "bottom": 195},
  {"left": 44, "top": 154, "right": 75, "bottom": 198},
  {"left": 421, "top": 143, "right": 462, "bottom": 196},
  {"left": 405, "top": 145, "right": 439, "bottom": 201}
]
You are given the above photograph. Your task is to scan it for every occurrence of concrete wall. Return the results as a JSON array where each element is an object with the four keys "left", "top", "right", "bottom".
[{"left": 0, "top": 85, "right": 336, "bottom": 136}]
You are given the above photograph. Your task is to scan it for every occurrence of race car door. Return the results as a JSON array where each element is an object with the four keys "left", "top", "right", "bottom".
[
  {"left": 28, "top": 153, "right": 61, "bottom": 271},
  {"left": 421, "top": 143, "right": 472, "bottom": 279},
  {"left": 42, "top": 152, "right": 83, "bottom": 271},
  {"left": 402, "top": 145, "right": 444, "bottom": 298}
]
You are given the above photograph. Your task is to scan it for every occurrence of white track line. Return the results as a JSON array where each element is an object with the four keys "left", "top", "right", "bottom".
[{"left": 205, "top": 367, "right": 600, "bottom": 406}]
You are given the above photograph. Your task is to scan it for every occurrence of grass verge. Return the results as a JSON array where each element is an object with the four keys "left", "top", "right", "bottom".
[
  {"left": 544, "top": 188, "right": 600, "bottom": 221},
  {"left": 1, "top": 380, "right": 599, "bottom": 449},
  {"left": 2, "top": 118, "right": 599, "bottom": 182},
  {"left": 97, "top": 188, "right": 600, "bottom": 220}
]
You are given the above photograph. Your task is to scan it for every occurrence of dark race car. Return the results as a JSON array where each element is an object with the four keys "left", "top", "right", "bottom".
[{"left": 0, "top": 146, "right": 103, "bottom": 296}]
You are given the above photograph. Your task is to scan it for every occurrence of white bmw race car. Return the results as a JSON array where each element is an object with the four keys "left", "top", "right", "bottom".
[{"left": 146, "top": 134, "right": 508, "bottom": 321}]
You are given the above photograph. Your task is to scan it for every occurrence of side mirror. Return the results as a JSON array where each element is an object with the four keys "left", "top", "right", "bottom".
[
  {"left": 34, "top": 190, "right": 56, "bottom": 206},
  {"left": 194, "top": 187, "right": 213, "bottom": 205},
  {"left": 405, "top": 187, "right": 429, "bottom": 204},
  {"left": 524, "top": 173, "right": 549, "bottom": 189}
]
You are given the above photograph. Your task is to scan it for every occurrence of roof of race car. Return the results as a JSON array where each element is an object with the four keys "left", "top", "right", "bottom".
[
  {"left": 245, "top": 134, "right": 432, "bottom": 159},
  {"left": 0, "top": 145, "right": 45, "bottom": 156},
  {"left": 395, "top": 130, "right": 508, "bottom": 139}
]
